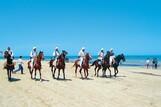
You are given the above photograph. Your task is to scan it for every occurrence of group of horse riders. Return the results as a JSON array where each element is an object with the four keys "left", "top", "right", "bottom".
[
  {"left": 78, "top": 47, "right": 116, "bottom": 67},
  {"left": 1, "top": 46, "right": 123, "bottom": 81}
]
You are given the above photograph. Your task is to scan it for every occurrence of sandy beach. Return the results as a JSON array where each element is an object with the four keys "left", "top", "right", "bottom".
[{"left": 0, "top": 60, "right": 161, "bottom": 107}]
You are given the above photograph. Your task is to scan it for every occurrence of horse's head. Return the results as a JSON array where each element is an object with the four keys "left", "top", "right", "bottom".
[
  {"left": 4, "top": 51, "right": 10, "bottom": 59},
  {"left": 104, "top": 51, "right": 110, "bottom": 61},
  {"left": 38, "top": 51, "right": 44, "bottom": 61},
  {"left": 85, "top": 53, "right": 92, "bottom": 61},
  {"left": 120, "top": 54, "right": 126, "bottom": 62},
  {"left": 62, "top": 50, "right": 68, "bottom": 57}
]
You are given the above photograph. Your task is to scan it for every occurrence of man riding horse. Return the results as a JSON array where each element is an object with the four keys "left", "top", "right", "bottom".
[
  {"left": 97, "top": 48, "right": 105, "bottom": 65},
  {"left": 78, "top": 47, "right": 86, "bottom": 68},
  {"left": 53, "top": 47, "right": 60, "bottom": 66},
  {"left": 30, "top": 47, "right": 37, "bottom": 68},
  {"left": 4, "top": 51, "right": 15, "bottom": 81}
]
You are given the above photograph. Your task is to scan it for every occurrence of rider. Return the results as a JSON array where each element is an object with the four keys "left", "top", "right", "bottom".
[
  {"left": 98, "top": 48, "right": 104, "bottom": 64},
  {"left": 109, "top": 48, "right": 115, "bottom": 66},
  {"left": 6, "top": 47, "right": 14, "bottom": 59},
  {"left": 53, "top": 47, "right": 60, "bottom": 65},
  {"left": 30, "top": 47, "right": 37, "bottom": 67},
  {"left": 78, "top": 47, "right": 86, "bottom": 67}
]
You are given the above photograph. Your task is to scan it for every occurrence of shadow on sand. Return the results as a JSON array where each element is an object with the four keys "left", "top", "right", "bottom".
[
  {"left": 56, "top": 78, "right": 72, "bottom": 81},
  {"left": 80, "top": 77, "right": 94, "bottom": 80},
  {"left": 9, "top": 78, "right": 21, "bottom": 82},
  {"left": 131, "top": 71, "right": 161, "bottom": 77},
  {"left": 35, "top": 78, "right": 50, "bottom": 82}
]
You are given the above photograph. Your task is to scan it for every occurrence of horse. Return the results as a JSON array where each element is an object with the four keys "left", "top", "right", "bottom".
[
  {"left": 28, "top": 51, "right": 44, "bottom": 80},
  {"left": 91, "top": 51, "right": 111, "bottom": 77},
  {"left": 51, "top": 50, "right": 68, "bottom": 80},
  {"left": 112, "top": 54, "right": 125, "bottom": 77},
  {"left": 91, "top": 52, "right": 125, "bottom": 77},
  {"left": 73, "top": 53, "right": 92, "bottom": 79},
  {"left": 3, "top": 51, "right": 15, "bottom": 81}
]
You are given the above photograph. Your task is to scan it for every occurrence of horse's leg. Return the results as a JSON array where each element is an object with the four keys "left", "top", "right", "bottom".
[
  {"left": 39, "top": 69, "right": 42, "bottom": 81},
  {"left": 79, "top": 68, "right": 83, "bottom": 79},
  {"left": 29, "top": 68, "right": 32, "bottom": 79},
  {"left": 63, "top": 69, "right": 65, "bottom": 80},
  {"left": 86, "top": 69, "right": 89, "bottom": 78},
  {"left": 107, "top": 67, "right": 112, "bottom": 78},
  {"left": 10, "top": 70, "right": 12, "bottom": 80},
  {"left": 57, "top": 69, "right": 60, "bottom": 79},
  {"left": 116, "top": 67, "right": 119, "bottom": 76},
  {"left": 84, "top": 69, "right": 86, "bottom": 78},
  {"left": 34, "top": 69, "right": 37, "bottom": 79},
  {"left": 94, "top": 66, "right": 97, "bottom": 76},
  {"left": 102, "top": 68, "right": 105, "bottom": 77},
  {"left": 114, "top": 68, "right": 117, "bottom": 77},
  {"left": 51, "top": 66, "right": 53, "bottom": 72},
  {"left": 7, "top": 70, "right": 10, "bottom": 81},
  {"left": 75, "top": 66, "right": 78, "bottom": 77},
  {"left": 53, "top": 68, "right": 56, "bottom": 79},
  {"left": 97, "top": 67, "right": 101, "bottom": 77}
]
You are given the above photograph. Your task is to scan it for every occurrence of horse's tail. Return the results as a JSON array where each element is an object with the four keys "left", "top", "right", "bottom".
[
  {"left": 91, "top": 60, "right": 97, "bottom": 66},
  {"left": 73, "top": 60, "right": 79, "bottom": 67}
]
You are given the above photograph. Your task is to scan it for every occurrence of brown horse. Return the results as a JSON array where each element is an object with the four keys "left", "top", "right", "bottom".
[
  {"left": 28, "top": 51, "right": 44, "bottom": 80},
  {"left": 3, "top": 51, "right": 15, "bottom": 81},
  {"left": 73, "top": 53, "right": 92, "bottom": 79},
  {"left": 51, "top": 50, "right": 68, "bottom": 80}
]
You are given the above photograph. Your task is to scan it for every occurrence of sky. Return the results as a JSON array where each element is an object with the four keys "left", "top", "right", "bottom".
[{"left": 0, "top": 0, "right": 161, "bottom": 56}]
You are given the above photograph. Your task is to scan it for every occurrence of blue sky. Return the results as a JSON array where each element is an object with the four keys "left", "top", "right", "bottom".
[{"left": 0, "top": 0, "right": 161, "bottom": 56}]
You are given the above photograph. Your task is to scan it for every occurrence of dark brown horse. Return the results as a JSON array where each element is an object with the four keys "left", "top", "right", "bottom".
[
  {"left": 28, "top": 51, "right": 44, "bottom": 80},
  {"left": 73, "top": 53, "right": 92, "bottom": 79},
  {"left": 4, "top": 51, "right": 15, "bottom": 81},
  {"left": 51, "top": 50, "right": 68, "bottom": 80},
  {"left": 91, "top": 52, "right": 125, "bottom": 77}
]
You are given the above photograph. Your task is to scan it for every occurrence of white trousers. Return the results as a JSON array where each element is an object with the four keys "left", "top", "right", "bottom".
[{"left": 79, "top": 57, "right": 83, "bottom": 67}]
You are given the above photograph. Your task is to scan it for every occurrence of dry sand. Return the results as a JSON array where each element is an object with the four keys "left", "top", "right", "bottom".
[{"left": 0, "top": 60, "right": 161, "bottom": 107}]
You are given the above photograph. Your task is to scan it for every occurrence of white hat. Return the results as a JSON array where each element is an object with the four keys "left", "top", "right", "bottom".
[
  {"left": 110, "top": 48, "right": 113, "bottom": 51},
  {"left": 82, "top": 47, "right": 85, "bottom": 50},
  {"left": 33, "top": 47, "right": 36, "bottom": 50},
  {"left": 101, "top": 48, "right": 104, "bottom": 51},
  {"left": 55, "top": 47, "right": 59, "bottom": 50}
]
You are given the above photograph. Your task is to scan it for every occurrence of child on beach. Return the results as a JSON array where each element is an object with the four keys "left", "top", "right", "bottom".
[{"left": 14, "top": 56, "right": 24, "bottom": 74}]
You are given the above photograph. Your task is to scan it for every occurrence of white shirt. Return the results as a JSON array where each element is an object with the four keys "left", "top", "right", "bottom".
[
  {"left": 53, "top": 50, "right": 60, "bottom": 58},
  {"left": 30, "top": 51, "right": 37, "bottom": 58},
  {"left": 17, "top": 58, "right": 23, "bottom": 65},
  {"left": 98, "top": 51, "right": 104, "bottom": 60},
  {"left": 146, "top": 60, "right": 150, "bottom": 64},
  {"left": 78, "top": 50, "right": 85, "bottom": 58},
  {"left": 7, "top": 50, "right": 14, "bottom": 57}
]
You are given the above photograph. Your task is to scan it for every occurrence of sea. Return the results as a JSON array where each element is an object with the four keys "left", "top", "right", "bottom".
[{"left": 0, "top": 55, "right": 161, "bottom": 67}]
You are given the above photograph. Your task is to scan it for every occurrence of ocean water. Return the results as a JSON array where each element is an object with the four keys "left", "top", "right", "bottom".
[{"left": 0, "top": 55, "right": 161, "bottom": 67}]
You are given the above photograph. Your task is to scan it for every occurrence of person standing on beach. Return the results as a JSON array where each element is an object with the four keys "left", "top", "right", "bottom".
[
  {"left": 13, "top": 56, "right": 24, "bottom": 74},
  {"left": 30, "top": 47, "right": 37, "bottom": 67},
  {"left": 53, "top": 47, "right": 60, "bottom": 65},
  {"left": 98, "top": 48, "right": 104, "bottom": 65},
  {"left": 78, "top": 47, "right": 86, "bottom": 68},
  {"left": 146, "top": 58, "right": 150, "bottom": 69},
  {"left": 109, "top": 48, "right": 115, "bottom": 66},
  {"left": 153, "top": 58, "right": 158, "bottom": 69}
]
